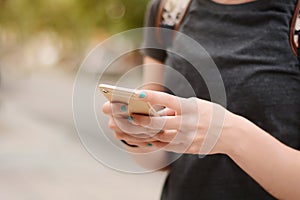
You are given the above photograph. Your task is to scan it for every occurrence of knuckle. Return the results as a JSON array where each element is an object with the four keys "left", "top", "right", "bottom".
[
  {"left": 159, "top": 134, "right": 169, "bottom": 142},
  {"left": 157, "top": 131, "right": 174, "bottom": 142},
  {"left": 114, "top": 132, "right": 124, "bottom": 140},
  {"left": 102, "top": 101, "right": 111, "bottom": 114},
  {"left": 166, "top": 95, "right": 176, "bottom": 106},
  {"left": 155, "top": 134, "right": 164, "bottom": 141}
]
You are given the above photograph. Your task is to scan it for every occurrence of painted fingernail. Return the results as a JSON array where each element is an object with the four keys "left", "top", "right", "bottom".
[
  {"left": 121, "top": 140, "right": 138, "bottom": 148},
  {"left": 128, "top": 116, "right": 134, "bottom": 122},
  {"left": 121, "top": 105, "right": 127, "bottom": 112},
  {"left": 139, "top": 91, "right": 146, "bottom": 98},
  {"left": 158, "top": 130, "right": 164, "bottom": 134},
  {"left": 147, "top": 143, "right": 153, "bottom": 147}
]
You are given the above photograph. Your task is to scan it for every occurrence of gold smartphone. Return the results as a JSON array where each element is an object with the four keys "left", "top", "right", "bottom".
[{"left": 99, "top": 84, "right": 161, "bottom": 116}]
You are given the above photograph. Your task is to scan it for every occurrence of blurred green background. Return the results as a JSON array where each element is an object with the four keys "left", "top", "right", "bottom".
[
  {"left": 0, "top": 0, "right": 147, "bottom": 35},
  {"left": 0, "top": 1, "right": 168, "bottom": 200},
  {"left": 0, "top": 0, "right": 148, "bottom": 72}
]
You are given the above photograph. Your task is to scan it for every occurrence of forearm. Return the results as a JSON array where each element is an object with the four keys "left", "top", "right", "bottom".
[
  {"left": 142, "top": 56, "right": 164, "bottom": 91},
  {"left": 225, "top": 116, "right": 300, "bottom": 199}
]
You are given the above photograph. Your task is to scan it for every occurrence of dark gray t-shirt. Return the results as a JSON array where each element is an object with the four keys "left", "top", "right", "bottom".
[{"left": 141, "top": 0, "right": 300, "bottom": 199}]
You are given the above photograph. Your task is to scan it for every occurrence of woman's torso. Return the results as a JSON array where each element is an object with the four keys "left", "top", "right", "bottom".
[
  {"left": 143, "top": 0, "right": 300, "bottom": 200},
  {"left": 160, "top": 0, "right": 300, "bottom": 199}
]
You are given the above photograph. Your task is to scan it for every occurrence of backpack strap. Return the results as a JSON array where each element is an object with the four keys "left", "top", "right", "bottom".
[
  {"left": 155, "top": 0, "right": 192, "bottom": 44},
  {"left": 156, "top": 0, "right": 300, "bottom": 60},
  {"left": 290, "top": 0, "right": 300, "bottom": 58}
]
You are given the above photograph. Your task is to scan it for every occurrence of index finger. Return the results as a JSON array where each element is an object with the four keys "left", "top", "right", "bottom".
[
  {"left": 135, "top": 90, "right": 182, "bottom": 114},
  {"left": 102, "top": 101, "right": 129, "bottom": 116}
]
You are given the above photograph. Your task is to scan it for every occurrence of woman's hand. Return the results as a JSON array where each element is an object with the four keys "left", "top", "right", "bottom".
[
  {"left": 102, "top": 100, "right": 174, "bottom": 170},
  {"left": 102, "top": 101, "right": 164, "bottom": 151},
  {"left": 102, "top": 90, "right": 238, "bottom": 155},
  {"left": 129, "top": 90, "right": 237, "bottom": 155}
]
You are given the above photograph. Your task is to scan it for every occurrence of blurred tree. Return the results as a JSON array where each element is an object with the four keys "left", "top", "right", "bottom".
[
  {"left": 0, "top": 0, "right": 149, "bottom": 40},
  {"left": 0, "top": 0, "right": 149, "bottom": 72}
]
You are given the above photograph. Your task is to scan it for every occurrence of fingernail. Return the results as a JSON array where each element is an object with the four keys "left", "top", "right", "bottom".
[
  {"left": 158, "top": 130, "right": 164, "bottom": 134},
  {"left": 121, "top": 140, "right": 138, "bottom": 148},
  {"left": 139, "top": 91, "right": 146, "bottom": 98},
  {"left": 121, "top": 105, "right": 127, "bottom": 112},
  {"left": 128, "top": 116, "right": 134, "bottom": 122},
  {"left": 147, "top": 143, "right": 153, "bottom": 147}
]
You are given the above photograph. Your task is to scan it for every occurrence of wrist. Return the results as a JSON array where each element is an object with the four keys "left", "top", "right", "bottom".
[{"left": 217, "top": 113, "right": 251, "bottom": 156}]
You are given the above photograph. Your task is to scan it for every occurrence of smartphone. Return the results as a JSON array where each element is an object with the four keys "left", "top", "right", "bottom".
[{"left": 99, "top": 84, "right": 161, "bottom": 116}]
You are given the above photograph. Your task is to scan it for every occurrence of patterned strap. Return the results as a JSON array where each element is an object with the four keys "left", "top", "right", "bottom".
[
  {"left": 161, "top": 0, "right": 192, "bottom": 28},
  {"left": 290, "top": 0, "right": 300, "bottom": 58},
  {"left": 155, "top": 0, "right": 192, "bottom": 44}
]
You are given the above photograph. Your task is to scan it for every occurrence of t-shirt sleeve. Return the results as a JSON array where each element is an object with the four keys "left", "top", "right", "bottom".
[{"left": 140, "top": 0, "right": 167, "bottom": 62}]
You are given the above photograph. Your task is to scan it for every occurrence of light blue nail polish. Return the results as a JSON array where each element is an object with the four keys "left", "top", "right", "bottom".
[
  {"left": 121, "top": 105, "right": 127, "bottom": 112},
  {"left": 139, "top": 92, "right": 146, "bottom": 98},
  {"left": 147, "top": 143, "right": 153, "bottom": 147},
  {"left": 128, "top": 116, "right": 134, "bottom": 122}
]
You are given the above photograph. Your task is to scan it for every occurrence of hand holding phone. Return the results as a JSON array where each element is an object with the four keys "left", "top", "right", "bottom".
[{"left": 99, "top": 84, "right": 161, "bottom": 116}]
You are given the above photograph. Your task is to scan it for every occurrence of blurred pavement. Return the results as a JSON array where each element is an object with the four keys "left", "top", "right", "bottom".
[{"left": 0, "top": 69, "right": 167, "bottom": 200}]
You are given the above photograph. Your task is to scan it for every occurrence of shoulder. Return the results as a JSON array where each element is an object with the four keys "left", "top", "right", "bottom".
[
  {"left": 144, "top": 0, "right": 162, "bottom": 27},
  {"left": 147, "top": 0, "right": 162, "bottom": 12}
]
